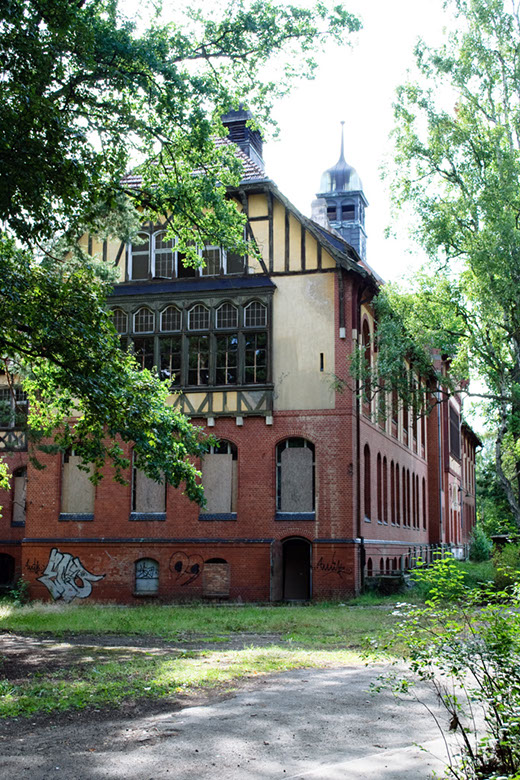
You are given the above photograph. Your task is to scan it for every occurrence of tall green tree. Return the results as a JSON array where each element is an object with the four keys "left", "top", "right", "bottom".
[
  {"left": 380, "top": 0, "right": 520, "bottom": 527},
  {"left": 0, "top": 0, "right": 360, "bottom": 499}
]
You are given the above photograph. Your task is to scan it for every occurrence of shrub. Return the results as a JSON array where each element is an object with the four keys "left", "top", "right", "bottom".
[
  {"left": 469, "top": 525, "right": 492, "bottom": 562},
  {"left": 381, "top": 555, "right": 520, "bottom": 779},
  {"left": 493, "top": 543, "right": 520, "bottom": 592}
]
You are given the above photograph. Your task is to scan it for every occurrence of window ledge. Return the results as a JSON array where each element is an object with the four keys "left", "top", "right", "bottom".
[
  {"left": 199, "top": 513, "right": 237, "bottom": 521},
  {"left": 129, "top": 512, "right": 166, "bottom": 522},
  {"left": 133, "top": 591, "right": 159, "bottom": 598},
  {"left": 59, "top": 513, "right": 94, "bottom": 522},
  {"left": 11, "top": 522, "right": 25, "bottom": 528},
  {"left": 275, "top": 512, "right": 315, "bottom": 521},
  {"left": 364, "top": 516, "right": 371, "bottom": 523}
]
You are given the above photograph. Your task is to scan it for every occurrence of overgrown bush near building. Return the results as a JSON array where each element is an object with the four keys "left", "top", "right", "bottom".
[
  {"left": 492, "top": 543, "right": 520, "bottom": 592},
  {"left": 469, "top": 525, "right": 492, "bottom": 562},
  {"left": 378, "top": 555, "right": 520, "bottom": 779}
]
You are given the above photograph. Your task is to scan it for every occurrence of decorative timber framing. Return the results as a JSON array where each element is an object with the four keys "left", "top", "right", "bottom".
[{"left": 172, "top": 388, "right": 273, "bottom": 418}]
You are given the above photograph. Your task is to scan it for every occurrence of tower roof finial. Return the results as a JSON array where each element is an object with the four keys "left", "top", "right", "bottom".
[{"left": 339, "top": 121, "right": 345, "bottom": 163}]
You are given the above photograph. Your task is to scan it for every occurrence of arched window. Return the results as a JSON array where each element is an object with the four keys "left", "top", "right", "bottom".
[
  {"left": 391, "top": 387, "right": 399, "bottom": 431},
  {"left": 402, "top": 468, "right": 407, "bottom": 525},
  {"left": 203, "top": 558, "right": 231, "bottom": 598},
  {"left": 12, "top": 467, "right": 26, "bottom": 526},
  {"left": 393, "top": 557, "right": 398, "bottom": 571},
  {"left": 395, "top": 464, "right": 400, "bottom": 525},
  {"left": 216, "top": 303, "right": 238, "bottom": 330},
  {"left": 61, "top": 449, "right": 94, "bottom": 518},
  {"left": 383, "top": 457, "right": 388, "bottom": 524},
  {"left": 379, "top": 557, "right": 384, "bottom": 575},
  {"left": 364, "top": 444, "right": 371, "bottom": 521},
  {"left": 407, "top": 470, "right": 411, "bottom": 527},
  {"left": 376, "top": 453, "right": 382, "bottom": 522},
  {"left": 390, "top": 461, "right": 395, "bottom": 525},
  {"left": 188, "top": 304, "right": 210, "bottom": 331},
  {"left": 366, "top": 557, "right": 373, "bottom": 576},
  {"left": 135, "top": 558, "right": 159, "bottom": 594},
  {"left": 386, "top": 558, "right": 390, "bottom": 574},
  {"left": 112, "top": 308, "right": 128, "bottom": 334},
  {"left": 130, "top": 232, "right": 150, "bottom": 280},
  {"left": 134, "top": 307, "right": 154, "bottom": 333},
  {"left": 244, "top": 301, "right": 267, "bottom": 328},
  {"left": 200, "top": 441, "right": 238, "bottom": 517},
  {"left": 154, "top": 231, "right": 175, "bottom": 278},
  {"left": 160, "top": 306, "right": 181, "bottom": 332},
  {"left": 423, "top": 477, "right": 427, "bottom": 530},
  {"left": 276, "top": 438, "right": 315, "bottom": 514},
  {"left": 412, "top": 473, "right": 416, "bottom": 528},
  {"left": 416, "top": 474, "right": 420, "bottom": 529},
  {"left": 362, "top": 320, "right": 371, "bottom": 415}
]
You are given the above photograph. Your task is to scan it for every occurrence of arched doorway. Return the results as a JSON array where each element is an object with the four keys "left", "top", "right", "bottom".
[{"left": 282, "top": 538, "right": 311, "bottom": 600}]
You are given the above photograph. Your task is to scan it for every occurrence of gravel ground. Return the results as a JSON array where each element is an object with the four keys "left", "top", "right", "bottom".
[{"left": 0, "top": 634, "right": 465, "bottom": 780}]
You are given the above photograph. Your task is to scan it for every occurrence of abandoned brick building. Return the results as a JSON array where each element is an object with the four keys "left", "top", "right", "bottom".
[{"left": 0, "top": 114, "right": 480, "bottom": 603}]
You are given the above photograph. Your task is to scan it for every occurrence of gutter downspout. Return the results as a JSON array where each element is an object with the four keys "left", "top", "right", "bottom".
[{"left": 356, "top": 284, "right": 365, "bottom": 592}]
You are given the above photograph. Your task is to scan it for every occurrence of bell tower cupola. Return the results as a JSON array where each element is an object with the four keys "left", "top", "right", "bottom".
[{"left": 315, "top": 122, "right": 368, "bottom": 261}]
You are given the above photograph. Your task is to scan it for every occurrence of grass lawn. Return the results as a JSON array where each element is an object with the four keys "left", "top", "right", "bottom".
[
  {"left": 0, "top": 602, "right": 398, "bottom": 719},
  {"left": 0, "top": 601, "right": 397, "bottom": 646},
  {"left": 0, "top": 559, "right": 493, "bottom": 719}
]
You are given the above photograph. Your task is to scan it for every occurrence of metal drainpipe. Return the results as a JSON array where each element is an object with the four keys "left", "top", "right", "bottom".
[{"left": 356, "top": 285, "right": 364, "bottom": 592}]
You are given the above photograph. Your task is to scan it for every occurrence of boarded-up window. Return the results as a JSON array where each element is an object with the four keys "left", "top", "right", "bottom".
[
  {"left": 200, "top": 441, "right": 237, "bottom": 515},
  {"left": 203, "top": 558, "right": 230, "bottom": 598},
  {"left": 12, "top": 467, "right": 26, "bottom": 526},
  {"left": 277, "top": 439, "right": 315, "bottom": 513},
  {"left": 61, "top": 450, "right": 95, "bottom": 515},
  {"left": 132, "top": 461, "right": 166, "bottom": 514},
  {"left": 135, "top": 558, "right": 159, "bottom": 594}
]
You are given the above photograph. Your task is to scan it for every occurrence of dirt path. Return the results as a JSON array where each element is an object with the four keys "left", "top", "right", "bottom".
[{"left": 0, "top": 634, "right": 460, "bottom": 779}]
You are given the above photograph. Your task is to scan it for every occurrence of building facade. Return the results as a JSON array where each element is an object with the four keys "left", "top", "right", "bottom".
[{"left": 0, "top": 118, "right": 480, "bottom": 602}]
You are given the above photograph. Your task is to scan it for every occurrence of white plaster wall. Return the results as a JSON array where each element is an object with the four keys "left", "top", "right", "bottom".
[{"left": 273, "top": 274, "right": 335, "bottom": 411}]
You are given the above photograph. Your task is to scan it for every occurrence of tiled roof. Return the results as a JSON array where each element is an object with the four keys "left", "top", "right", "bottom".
[{"left": 120, "top": 138, "right": 267, "bottom": 190}]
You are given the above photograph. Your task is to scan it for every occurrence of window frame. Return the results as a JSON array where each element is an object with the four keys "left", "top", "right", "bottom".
[
  {"left": 275, "top": 437, "right": 316, "bottom": 517},
  {"left": 113, "top": 296, "right": 271, "bottom": 390},
  {"left": 127, "top": 227, "right": 247, "bottom": 281}
]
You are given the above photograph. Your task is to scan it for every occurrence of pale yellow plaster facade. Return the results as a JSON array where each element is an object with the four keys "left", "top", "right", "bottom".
[{"left": 273, "top": 274, "right": 335, "bottom": 411}]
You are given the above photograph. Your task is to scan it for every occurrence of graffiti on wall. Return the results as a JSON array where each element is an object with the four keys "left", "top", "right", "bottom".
[
  {"left": 315, "top": 556, "right": 349, "bottom": 579},
  {"left": 37, "top": 547, "right": 105, "bottom": 603},
  {"left": 169, "top": 552, "right": 204, "bottom": 586},
  {"left": 25, "top": 558, "right": 44, "bottom": 576}
]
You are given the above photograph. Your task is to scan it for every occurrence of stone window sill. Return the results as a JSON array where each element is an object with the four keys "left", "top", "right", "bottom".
[
  {"left": 59, "top": 513, "right": 94, "bottom": 522},
  {"left": 129, "top": 512, "right": 166, "bottom": 522},
  {"left": 199, "top": 513, "right": 237, "bottom": 521},
  {"left": 275, "top": 512, "right": 315, "bottom": 521}
]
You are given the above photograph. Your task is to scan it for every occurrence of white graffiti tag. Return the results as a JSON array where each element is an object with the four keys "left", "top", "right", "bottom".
[{"left": 37, "top": 547, "right": 105, "bottom": 603}]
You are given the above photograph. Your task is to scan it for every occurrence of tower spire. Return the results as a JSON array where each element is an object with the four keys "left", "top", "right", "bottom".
[{"left": 339, "top": 121, "right": 345, "bottom": 163}]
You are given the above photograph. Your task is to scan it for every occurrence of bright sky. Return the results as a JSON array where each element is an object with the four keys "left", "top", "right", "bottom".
[{"left": 262, "top": 0, "right": 451, "bottom": 283}]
